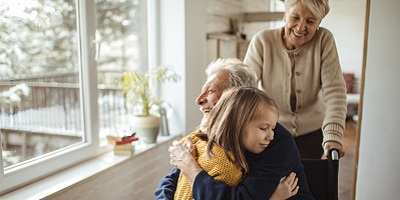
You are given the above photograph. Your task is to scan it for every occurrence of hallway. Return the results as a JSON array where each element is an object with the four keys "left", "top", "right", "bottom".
[{"left": 339, "top": 119, "right": 358, "bottom": 200}]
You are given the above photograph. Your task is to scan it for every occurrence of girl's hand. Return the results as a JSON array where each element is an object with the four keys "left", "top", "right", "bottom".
[{"left": 270, "top": 172, "right": 299, "bottom": 200}]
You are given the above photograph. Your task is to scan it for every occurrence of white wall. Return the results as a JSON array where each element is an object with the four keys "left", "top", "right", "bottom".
[
  {"left": 355, "top": 0, "right": 400, "bottom": 199},
  {"left": 206, "top": 0, "right": 243, "bottom": 33},
  {"left": 321, "top": 0, "right": 366, "bottom": 79},
  {"left": 159, "top": 0, "right": 207, "bottom": 135},
  {"left": 183, "top": 1, "right": 207, "bottom": 134}
]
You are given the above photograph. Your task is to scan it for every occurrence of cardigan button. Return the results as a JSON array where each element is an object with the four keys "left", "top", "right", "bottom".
[
  {"left": 296, "top": 72, "right": 301, "bottom": 76},
  {"left": 296, "top": 89, "right": 302, "bottom": 93}
]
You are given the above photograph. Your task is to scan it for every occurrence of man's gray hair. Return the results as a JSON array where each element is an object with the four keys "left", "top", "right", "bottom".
[{"left": 205, "top": 58, "right": 257, "bottom": 88}]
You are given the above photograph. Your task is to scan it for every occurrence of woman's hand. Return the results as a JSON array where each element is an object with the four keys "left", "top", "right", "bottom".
[
  {"left": 270, "top": 172, "right": 299, "bottom": 200},
  {"left": 169, "top": 138, "right": 202, "bottom": 186},
  {"left": 324, "top": 141, "right": 345, "bottom": 158}
]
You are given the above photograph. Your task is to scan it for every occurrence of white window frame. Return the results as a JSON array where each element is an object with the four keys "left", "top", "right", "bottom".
[{"left": 0, "top": 0, "right": 150, "bottom": 194}]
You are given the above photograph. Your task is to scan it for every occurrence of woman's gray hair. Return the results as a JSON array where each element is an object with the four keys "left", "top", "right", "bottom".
[
  {"left": 205, "top": 58, "right": 257, "bottom": 88},
  {"left": 285, "top": 0, "right": 330, "bottom": 20}
]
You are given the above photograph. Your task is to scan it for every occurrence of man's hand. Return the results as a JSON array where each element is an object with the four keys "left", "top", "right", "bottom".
[
  {"left": 324, "top": 141, "right": 345, "bottom": 158},
  {"left": 169, "top": 138, "right": 202, "bottom": 186}
]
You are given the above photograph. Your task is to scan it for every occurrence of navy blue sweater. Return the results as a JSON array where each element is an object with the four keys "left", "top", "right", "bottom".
[{"left": 154, "top": 123, "right": 315, "bottom": 200}]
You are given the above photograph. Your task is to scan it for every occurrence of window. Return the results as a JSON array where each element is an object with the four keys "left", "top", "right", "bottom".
[
  {"left": 0, "top": 0, "right": 83, "bottom": 170},
  {"left": 96, "top": 0, "right": 148, "bottom": 142},
  {"left": 0, "top": 0, "right": 149, "bottom": 193},
  {"left": 270, "top": 0, "right": 285, "bottom": 28}
]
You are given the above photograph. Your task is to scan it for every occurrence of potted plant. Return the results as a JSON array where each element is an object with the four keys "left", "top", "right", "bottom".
[{"left": 119, "top": 65, "right": 180, "bottom": 143}]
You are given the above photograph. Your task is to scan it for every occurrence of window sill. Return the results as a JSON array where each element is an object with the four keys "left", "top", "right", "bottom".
[{"left": 1, "top": 135, "right": 180, "bottom": 199}]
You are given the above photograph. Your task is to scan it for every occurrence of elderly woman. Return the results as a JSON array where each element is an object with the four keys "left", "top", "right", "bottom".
[{"left": 244, "top": 0, "right": 347, "bottom": 159}]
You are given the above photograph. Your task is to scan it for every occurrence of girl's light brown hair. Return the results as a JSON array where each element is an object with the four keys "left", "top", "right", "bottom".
[{"left": 205, "top": 87, "right": 278, "bottom": 173}]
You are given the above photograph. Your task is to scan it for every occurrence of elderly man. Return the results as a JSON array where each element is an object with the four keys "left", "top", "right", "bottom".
[{"left": 154, "top": 58, "right": 314, "bottom": 199}]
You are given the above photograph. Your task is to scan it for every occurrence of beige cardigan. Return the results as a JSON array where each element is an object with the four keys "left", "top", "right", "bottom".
[{"left": 244, "top": 27, "right": 347, "bottom": 146}]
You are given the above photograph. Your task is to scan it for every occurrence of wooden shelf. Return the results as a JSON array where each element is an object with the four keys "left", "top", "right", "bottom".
[
  {"left": 207, "top": 32, "right": 240, "bottom": 41},
  {"left": 207, "top": 32, "right": 249, "bottom": 61},
  {"left": 244, "top": 12, "right": 284, "bottom": 22}
]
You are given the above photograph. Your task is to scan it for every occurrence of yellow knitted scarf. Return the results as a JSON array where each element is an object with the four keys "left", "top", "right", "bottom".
[{"left": 174, "top": 132, "right": 243, "bottom": 200}]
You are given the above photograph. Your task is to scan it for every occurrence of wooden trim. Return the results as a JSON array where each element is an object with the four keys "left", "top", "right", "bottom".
[
  {"left": 217, "top": 40, "right": 221, "bottom": 58},
  {"left": 352, "top": 0, "right": 370, "bottom": 199},
  {"left": 243, "top": 12, "right": 284, "bottom": 22}
]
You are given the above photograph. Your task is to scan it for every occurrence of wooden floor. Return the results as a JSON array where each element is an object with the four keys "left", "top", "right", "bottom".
[{"left": 338, "top": 119, "right": 357, "bottom": 200}]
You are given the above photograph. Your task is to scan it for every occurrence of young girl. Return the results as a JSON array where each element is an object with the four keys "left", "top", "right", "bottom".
[{"left": 174, "top": 87, "right": 298, "bottom": 200}]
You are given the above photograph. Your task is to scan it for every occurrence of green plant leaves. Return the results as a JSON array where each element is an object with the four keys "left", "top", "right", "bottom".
[{"left": 119, "top": 65, "right": 180, "bottom": 116}]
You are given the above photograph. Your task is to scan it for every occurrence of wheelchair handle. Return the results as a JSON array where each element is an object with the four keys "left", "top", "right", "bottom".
[{"left": 330, "top": 148, "right": 340, "bottom": 160}]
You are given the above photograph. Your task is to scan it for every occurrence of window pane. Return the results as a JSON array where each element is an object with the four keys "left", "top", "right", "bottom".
[
  {"left": 0, "top": 0, "right": 83, "bottom": 169},
  {"left": 95, "top": 0, "right": 147, "bottom": 141},
  {"left": 275, "top": 0, "right": 285, "bottom": 12},
  {"left": 270, "top": 0, "right": 285, "bottom": 28}
]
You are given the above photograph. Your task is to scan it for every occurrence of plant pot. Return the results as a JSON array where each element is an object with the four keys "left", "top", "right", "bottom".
[{"left": 130, "top": 115, "right": 160, "bottom": 144}]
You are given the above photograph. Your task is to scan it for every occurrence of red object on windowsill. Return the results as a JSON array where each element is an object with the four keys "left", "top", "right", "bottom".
[{"left": 115, "top": 136, "right": 139, "bottom": 145}]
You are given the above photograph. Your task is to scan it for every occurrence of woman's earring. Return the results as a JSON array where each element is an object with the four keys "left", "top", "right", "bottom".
[{"left": 317, "top": 27, "right": 320, "bottom": 31}]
